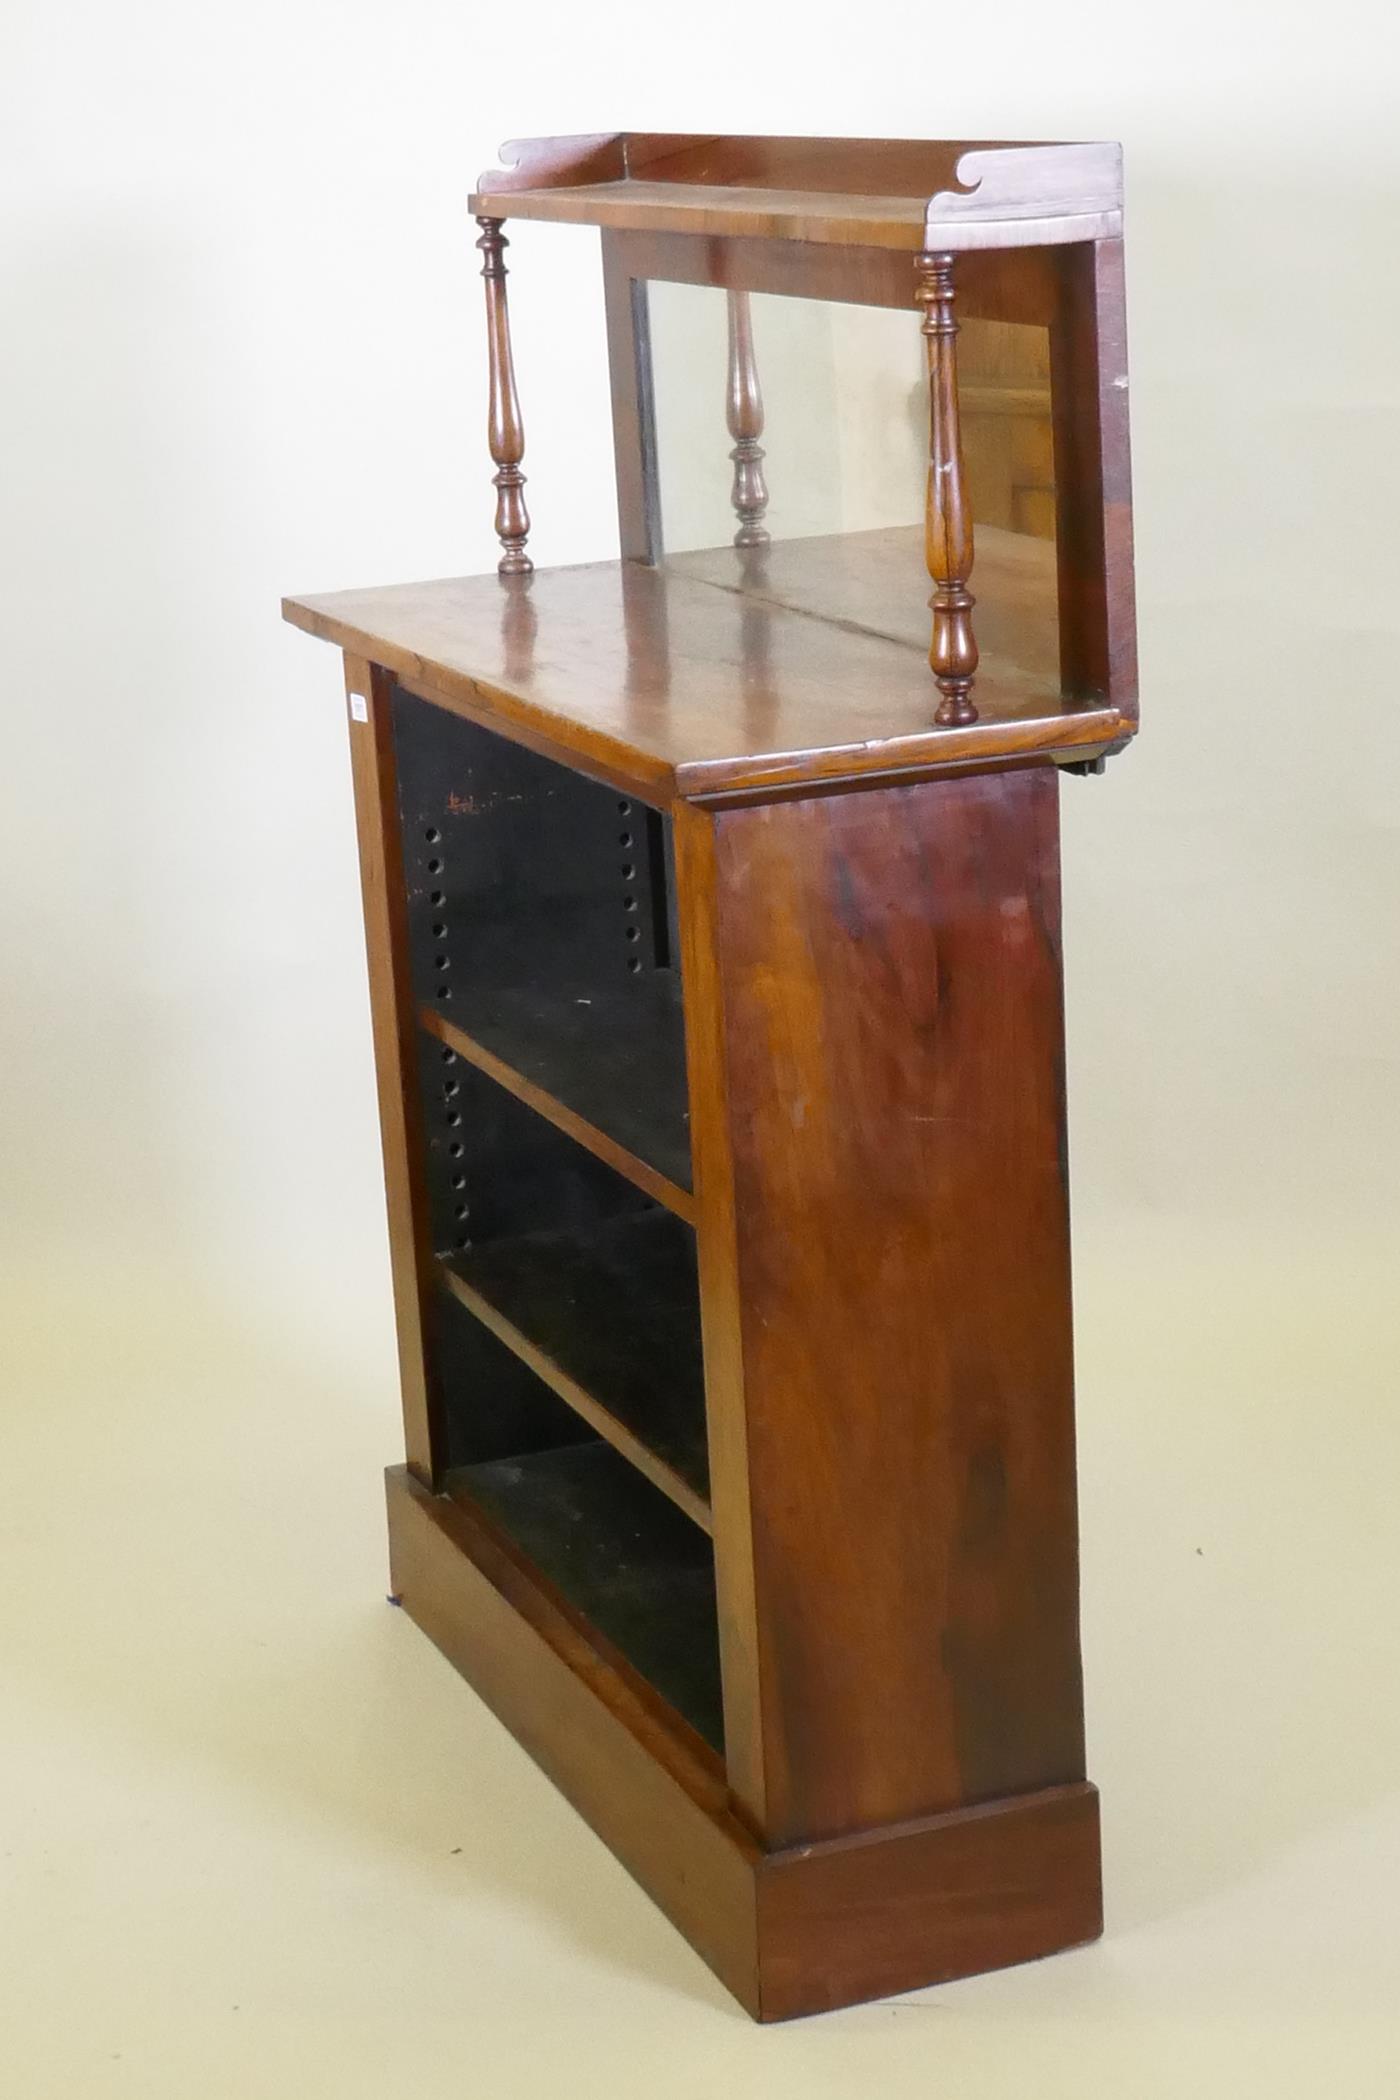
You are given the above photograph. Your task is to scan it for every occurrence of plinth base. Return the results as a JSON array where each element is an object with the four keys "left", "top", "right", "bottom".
[{"left": 386, "top": 1464, "right": 1102, "bottom": 2021}]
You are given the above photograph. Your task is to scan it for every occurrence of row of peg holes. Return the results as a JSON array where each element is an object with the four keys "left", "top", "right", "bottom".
[
  {"left": 439, "top": 1045, "right": 471, "bottom": 1251},
  {"left": 431, "top": 810, "right": 641, "bottom": 998},
  {"left": 424, "top": 826, "right": 470, "bottom": 1251},
  {"left": 617, "top": 800, "right": 642, "bottom": 973},
  {"left": 424, "top": 826, "right": 453, "bottom": 1005},
  {"left": 423, "top": 801, "right": 634, "bottom": 1251}
]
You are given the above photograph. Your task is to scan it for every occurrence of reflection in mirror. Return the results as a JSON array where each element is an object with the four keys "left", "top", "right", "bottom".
[
  {"left": 646, "top": 283, "right": 1059, "bottom": 680},
  {"left": 650, "top": 284, "right": 926, "bottom": 550},
  {"left": 960, "top": 318, "right": 1055, "bottom": 541}
]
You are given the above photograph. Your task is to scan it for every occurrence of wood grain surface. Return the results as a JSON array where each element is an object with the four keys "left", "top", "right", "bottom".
[
  {"left": 471, "top": 136, "right": 1121, "bottom": 252},
  {"left": 684, "top": 768, "right": 1087, "bottom": 1843},
  {"left": 341, "top": 656, "right": 444, "bottom": 1481},
  {"left": 284, "top": 530, "right": 1126, "bottom": 805},
  {"left": 388, "top": 1465, "right": 1101, "bottom": 2018}
]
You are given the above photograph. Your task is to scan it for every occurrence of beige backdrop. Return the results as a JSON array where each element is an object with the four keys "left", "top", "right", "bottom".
[{"left": 3, "top": 2, "right": 1399, "bottom": 2093}]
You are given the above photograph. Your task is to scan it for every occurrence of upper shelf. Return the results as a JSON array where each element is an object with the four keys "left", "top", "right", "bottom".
[
  {"left": 470, "top": 134, "right": 1123, "bottom": 253},
  {"left": 283, "top": 524, "right": 1129, "bottom": 807}
]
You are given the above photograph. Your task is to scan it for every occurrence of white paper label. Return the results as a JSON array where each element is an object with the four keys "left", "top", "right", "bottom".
[{"left": 349, "top": 691, "right": 369, "bottom": 722}]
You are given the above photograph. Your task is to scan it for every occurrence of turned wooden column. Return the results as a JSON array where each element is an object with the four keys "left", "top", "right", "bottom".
[
  {"left": 475, "top": 216, "right": 532, "bottom": 576},
  {"left": 725, "top": 290, "right": 770, "bottom": 548},
  {"left": 915, "top": 251, "right": 978, "bottom": 725}
]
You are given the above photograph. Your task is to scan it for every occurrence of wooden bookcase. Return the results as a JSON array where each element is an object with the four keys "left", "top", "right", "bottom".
[{"left": 283, "top": 133, "right": 1137, "bottom": 2021}]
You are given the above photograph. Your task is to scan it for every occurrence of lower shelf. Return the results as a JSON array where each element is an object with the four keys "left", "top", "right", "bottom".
[
  {"left": 387, "top": 1463, "right": 1105, "bottom": 2021},
  {"left": 445, "top": 1441, "right": 723, "bottom": 1753},
  {"left": 438, "top": 1207, "right": 709, "bottom": 1527}
]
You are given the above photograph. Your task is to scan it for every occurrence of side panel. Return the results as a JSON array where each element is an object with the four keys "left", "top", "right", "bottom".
[
  {"left": 601, "top": 231, "right": 663, "bottom": 563},
  {"left": 342, "top": 654, "right": 443, "bottom": 1479},
  {"left": 1051, "top": 237, "right": 1138, "bottom": 715},
  {"left": 685, "top": 767, "right": 1086, "bottom": 1843}
]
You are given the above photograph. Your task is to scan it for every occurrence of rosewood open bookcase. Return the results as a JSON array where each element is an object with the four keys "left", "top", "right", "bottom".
[{"left": 283, "top": 132, "right": 1136, "bottom": 2020}]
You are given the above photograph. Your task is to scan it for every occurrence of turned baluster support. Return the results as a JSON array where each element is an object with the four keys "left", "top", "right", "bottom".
[
  {"left": 475, "top": 216, "right": 532, "bottom": 577},
  {"left": 915, "top": 251, "right": 977, "bottom": 725},
  {"left": 726, "top": 289, "right": 770, "bottom": 549}
]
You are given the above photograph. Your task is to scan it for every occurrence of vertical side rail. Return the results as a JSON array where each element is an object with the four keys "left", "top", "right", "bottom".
[
  {"left": 601, "top": 230, "right": 664, "bottom": 563},
  {"left": 342, "top": 653, "right": 444, "bottom": 1483},
  {"left": 677, "top": 773, "right": 1088, "bottom": 1850},
  {"left": 1050, "top": 237, "right": 1138, "bottom": 718}
]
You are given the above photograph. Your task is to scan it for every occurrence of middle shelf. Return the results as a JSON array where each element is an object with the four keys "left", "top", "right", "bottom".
[
  {"left": 421, "top": 1001, "right": 693, "bottom": 1223},
  {"left": 417, "top": 1025, "right": 711, "bottom": 1533},
  {"left": 437, "top": 1207, "right": 709, "bottom": 1529}
]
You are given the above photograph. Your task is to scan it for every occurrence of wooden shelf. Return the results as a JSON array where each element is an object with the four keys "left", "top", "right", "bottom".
[
  {"left": 476, "top": 177, "right": 952, "bottom": 249},
  {"left": 422, "top": 1004, "right": 693, "bottom": 1221},
  {"left": 437, "top": 1208, "right": 708, "bottom": 1530},
  {"left": 469, "top": 135, "right": 1122, "bottom": 253},
  {"left": 283, "top": 525, "right": 1129, "bottom": 807},
  {"left": 445, "top": 1442, "right": 722, "bottom": 1750}
]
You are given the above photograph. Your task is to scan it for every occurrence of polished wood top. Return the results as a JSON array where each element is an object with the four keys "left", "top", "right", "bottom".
[
  {"left": 667, "top": 524, "right": 1059, "bottom": 677},
  {"left": 474, "top": 181, "right": 951, "bottom": 251},
  {"left": 284, "top": 525, "right": 1129, "bottom": 806},
  {"left": 472, "top": 136, "right": 1122, "bottom": 254}
]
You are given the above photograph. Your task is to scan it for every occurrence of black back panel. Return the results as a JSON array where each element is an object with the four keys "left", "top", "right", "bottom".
[{"left": 391, "top": 686, "right": 691, "bottom": 1188}]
